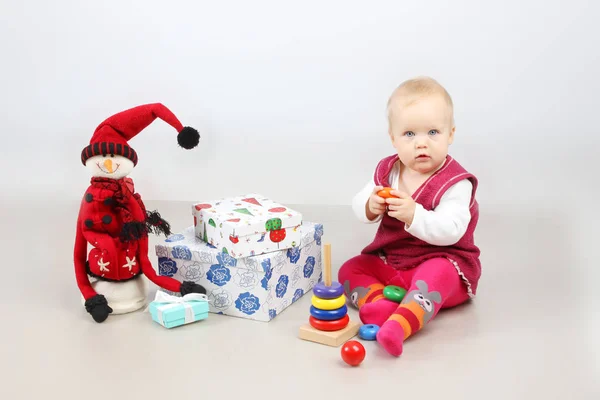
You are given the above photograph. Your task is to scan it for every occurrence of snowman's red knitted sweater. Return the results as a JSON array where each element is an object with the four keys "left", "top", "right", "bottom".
[{"left": 73, "top": 177, "right": 203, "bottom": 312}]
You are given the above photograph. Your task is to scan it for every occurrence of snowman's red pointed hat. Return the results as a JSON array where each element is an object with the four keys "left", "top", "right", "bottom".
[{"left": 80, "top": 103, "right": 200, "bottom": 166}]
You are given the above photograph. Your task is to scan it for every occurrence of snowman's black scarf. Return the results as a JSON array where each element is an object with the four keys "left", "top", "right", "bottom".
[
  {"left": 145, "top": 210, "right": 172, "bottom": 237},
  {"left": 90, "top": 177, "right": 171, "bottom": 241},
  {"left": 90, "top": 177, "right": 130, "bottom": 205}
]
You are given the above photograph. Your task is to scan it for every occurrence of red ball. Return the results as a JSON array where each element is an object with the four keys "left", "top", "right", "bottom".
[{"left": 340, "top": 340, "right": 365, "bottom": 366}]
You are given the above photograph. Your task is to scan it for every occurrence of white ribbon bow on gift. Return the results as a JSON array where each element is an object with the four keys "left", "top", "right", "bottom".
[{"left": 149, "top": 291, "right": 210, "bottom": 325}]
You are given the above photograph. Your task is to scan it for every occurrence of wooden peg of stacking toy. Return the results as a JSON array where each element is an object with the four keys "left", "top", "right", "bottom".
[{"left": 299, "top": 243, "right": 360, "bottom": 347}]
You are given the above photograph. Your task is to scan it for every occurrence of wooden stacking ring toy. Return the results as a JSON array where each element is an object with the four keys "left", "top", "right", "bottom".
[
  {"left": 309, "top": 314, "right": 350, "bottom": 331},
  {"left": 383, "top": 285, "right": 407, "bottom": 303},
  {"left": 310, "top": 305, "right": 348, "bottom": 321},
  {"left": 298, "top": 243, "right": 360, "bottom": 347},
  {"left": 313, "top": 281, "right": 344, "bottom": 299},
  {"left": 311, "top": 294, "right": 345, "bottom": 310},
  {"left": 358, "top": 324, "right": 380, "bottom": 341}
]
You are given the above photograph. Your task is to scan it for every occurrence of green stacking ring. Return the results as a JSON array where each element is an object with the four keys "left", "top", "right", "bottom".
[{"left": 383, "top": 285, "right": 407, "bottom": 303}]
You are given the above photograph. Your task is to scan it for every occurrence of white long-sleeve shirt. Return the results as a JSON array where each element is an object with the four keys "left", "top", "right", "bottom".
[{"left": 352, "top": 164, "right": 473, "bottom": 247}]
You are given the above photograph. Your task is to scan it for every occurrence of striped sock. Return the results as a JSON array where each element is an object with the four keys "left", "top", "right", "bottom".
[
  {"left": 359, "top": 298, "right": 399, "bottom": 326},
  {"left": 346, "top": 282, "right": 386, "bottom": 308},
  {"left": 353, "top": 283, "right": 400, "bottom": 326},
  {"left": 387, "top": 301, "right": 426, "bottom": 340},
  {"left": 348, "top": 283, "right": 400, "bottom": 326},
  {"left": 377, "top": 289, "right": 439, "bottom": 357},
  {"left": 356, "top": 283, "right": 386, "bottom": 307}
]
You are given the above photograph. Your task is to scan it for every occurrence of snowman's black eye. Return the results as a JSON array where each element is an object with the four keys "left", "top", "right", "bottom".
[{"left": 110, "top": 154, "right": 114, "bottom": 158}]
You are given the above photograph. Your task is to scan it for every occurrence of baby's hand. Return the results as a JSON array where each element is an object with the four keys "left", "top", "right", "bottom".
[
  {"left": 367, "top": 186, "right": 387, "bottom": 220},
  {"left": 386, "top": 190, "right": 416, "bottom": 226}
]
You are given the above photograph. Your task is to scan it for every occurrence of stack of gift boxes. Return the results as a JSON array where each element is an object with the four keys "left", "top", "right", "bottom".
[{"left": 152, "top": 194, "right": 324, "bottom": 324}]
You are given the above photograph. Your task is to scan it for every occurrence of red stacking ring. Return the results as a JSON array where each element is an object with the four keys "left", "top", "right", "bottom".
[{"left": 309, "top": 314, "right": 350, "bottom": 331}]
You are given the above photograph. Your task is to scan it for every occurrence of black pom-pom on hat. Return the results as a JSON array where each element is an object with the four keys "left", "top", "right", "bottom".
[{"left": 177, "top": 126, "right": 200, "bottom": 149}]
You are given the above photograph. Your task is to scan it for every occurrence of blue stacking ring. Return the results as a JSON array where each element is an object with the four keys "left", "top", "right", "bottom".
[
  {"left": 310, "top": 305, "right": 348, "bottom": 321},
  {"left": 313, "top": 281, "right": 345, "bottom": 299},
  {"left": 359, "top": 324, "right": 380, "bottom": 341}
]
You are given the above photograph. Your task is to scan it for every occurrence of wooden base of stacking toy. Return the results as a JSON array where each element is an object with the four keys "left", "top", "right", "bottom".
[
  {"left": 299, "top": 320, "right": 360, "bottom": 347},
  {"left": 299, "top": 242, "right": 359, "bottom": 347}
]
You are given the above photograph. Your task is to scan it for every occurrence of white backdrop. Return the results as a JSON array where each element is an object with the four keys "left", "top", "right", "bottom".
[{"left": 1, "top": 0, "right": 598, "bottom": 209}]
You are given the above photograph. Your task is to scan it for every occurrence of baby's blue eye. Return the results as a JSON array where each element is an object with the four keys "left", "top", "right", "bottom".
[
  {"left": 428, "top": 130, "right": 439, "bottom": 135},
  {"left": 404, "top": 131, "right": 415, "bottom": 137}
]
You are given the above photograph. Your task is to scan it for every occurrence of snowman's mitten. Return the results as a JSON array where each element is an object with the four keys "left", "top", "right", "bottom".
[
  {"left": 180, "top": 281, "right": 207, "bottom": 296},
  {"left": 84, "top": 294, "right": 113, "bottom": 323}
]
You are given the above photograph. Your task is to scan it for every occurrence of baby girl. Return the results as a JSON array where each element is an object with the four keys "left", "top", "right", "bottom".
[{"left": 338, "top": 76, "right": 481, "bottom": 357}]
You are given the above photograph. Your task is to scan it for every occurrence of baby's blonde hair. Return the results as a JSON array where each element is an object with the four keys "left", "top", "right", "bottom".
[{"left": 386, "top": 76, "right": 454, "bottom": 129}]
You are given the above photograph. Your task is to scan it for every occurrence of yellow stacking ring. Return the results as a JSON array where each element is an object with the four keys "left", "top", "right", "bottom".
[{"left": 311, "top": 294, "right": 345, "bottom": 310}]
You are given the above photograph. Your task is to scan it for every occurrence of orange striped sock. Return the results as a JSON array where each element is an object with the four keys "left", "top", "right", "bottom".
[
  {"left": 355, "top": 283, "right": 400, "bottom": 325},
  {"left": 386, "top": 301, "right": 425, "bottom": 340},
  {"left": 376, "top": 302, "right": 426, "bottom": 357},
  {"left": 356, "top": 283, "right": 385, "bottom": 308}
]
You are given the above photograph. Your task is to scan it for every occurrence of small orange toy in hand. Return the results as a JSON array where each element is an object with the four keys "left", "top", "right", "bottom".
[{"left": 377, "top": 187, "right": 398, "bottom": 199}]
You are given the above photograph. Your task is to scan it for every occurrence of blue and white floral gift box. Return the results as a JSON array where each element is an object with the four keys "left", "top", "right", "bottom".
[{"left": 155, "top": 221, "right": 324, "bottom": 322}]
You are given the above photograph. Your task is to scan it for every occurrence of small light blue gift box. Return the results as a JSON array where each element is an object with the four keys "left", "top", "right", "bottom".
[{"left": 148, "top": 292, "right": 209, "bottom": 329}]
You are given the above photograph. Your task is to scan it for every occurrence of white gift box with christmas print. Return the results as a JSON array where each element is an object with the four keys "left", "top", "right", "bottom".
[
  {"left": 191, "top": 194, "right": 302, "bottom": 259},
  {"left": 155, "top": 221, "right": 324, "bottom": 322}
]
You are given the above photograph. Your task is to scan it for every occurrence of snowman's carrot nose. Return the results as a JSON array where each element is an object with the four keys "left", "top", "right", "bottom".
[{"left": 103, "top": 159, "right": 113, "bottom": 173}]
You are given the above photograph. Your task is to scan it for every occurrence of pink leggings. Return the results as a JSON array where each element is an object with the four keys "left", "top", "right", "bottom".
[{"left": 338, "top": 254, "right": 469, "bottom": 315}]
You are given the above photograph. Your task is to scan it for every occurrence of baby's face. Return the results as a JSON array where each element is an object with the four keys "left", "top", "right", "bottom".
[{"left": 389, "top": 94, "right": 455, "bottom": 175}]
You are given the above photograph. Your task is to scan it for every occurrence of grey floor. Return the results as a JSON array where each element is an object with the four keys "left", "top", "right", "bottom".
[{"left": 2, "top": 199, "right": 598, "bottom": 400}]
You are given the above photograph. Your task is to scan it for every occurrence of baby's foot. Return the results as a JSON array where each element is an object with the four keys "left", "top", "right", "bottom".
[
  {"left": 376, "top": 320, "right": 405, "bottom": 357},
  {"left": 359, "top": 299, "right": 398, "bottom": 326}
]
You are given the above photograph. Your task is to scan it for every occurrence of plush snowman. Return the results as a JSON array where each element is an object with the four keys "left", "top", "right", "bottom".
[{"left": 74, "top": 103, "right": 206, "bottom": 323}]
